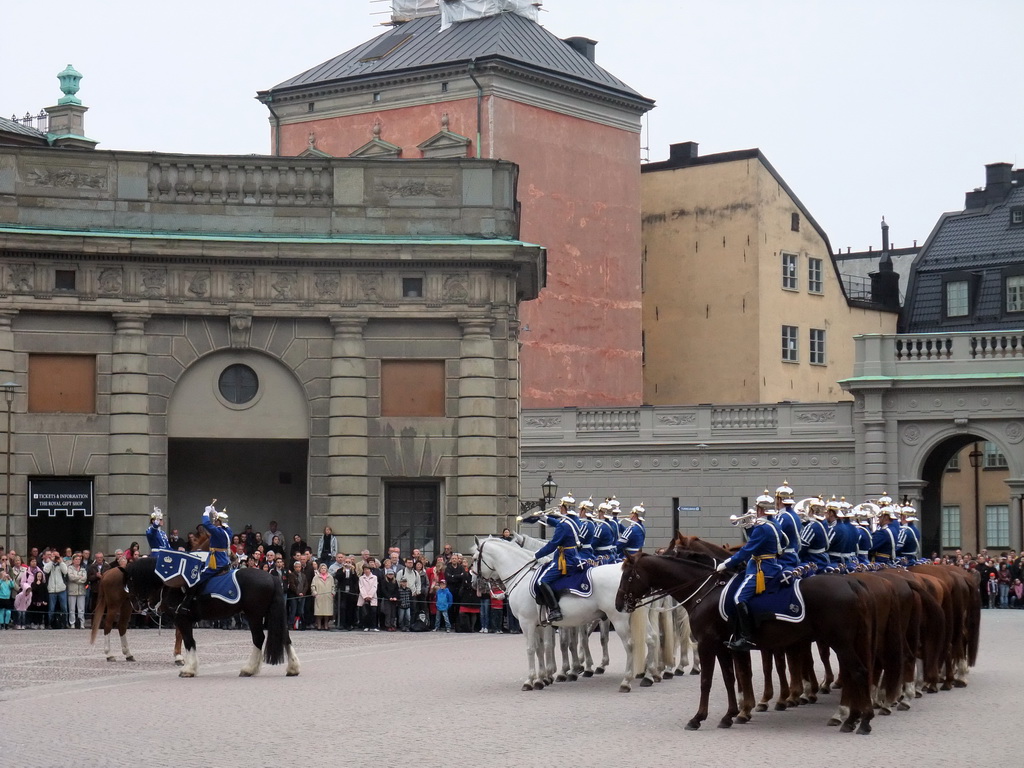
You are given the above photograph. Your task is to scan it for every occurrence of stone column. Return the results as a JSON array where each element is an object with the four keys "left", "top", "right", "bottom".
[
  {"left": 0, "top": 312, "right": 19, "bottom": 550},
  {"left": 328, "top": 317, "right": 369, "bottom": 554},
  {"left": 106, "top": 314, "right": 151, "bottom": 546},
  {"left": 1005, "top": 479, "right": 1024, "bottom": 552},
  {"left": 456, "top": 317, "right": 499, "bottom": 547},
  {"left": 860, "top": 389, "right": 890, "bottom": 497}
]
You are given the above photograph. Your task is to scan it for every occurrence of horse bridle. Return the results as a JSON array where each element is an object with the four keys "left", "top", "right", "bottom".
[
  {"left": 475, "top": 539, "right": 537, "bottom": 598},
  {"left": 621, "top": 555, "right": 722, "bottom": 612}
]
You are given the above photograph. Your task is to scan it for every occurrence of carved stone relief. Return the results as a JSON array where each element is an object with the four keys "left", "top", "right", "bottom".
[
  {"left": 230, "top": 272, "right": 253, "bottom": 299},
  {"left": 443, "top": 274, "right": 469, "bottom": 302},
  {"left": 26, "top": 166, "right": 107, "bottom": 190},
  {"left": 140, "top": 268, "right": 166, "bottom": 298},
  {"left": 315, "top": 273, "right": 339, "bottom": 300},
  {"left": 186, "top": 271, "right": 210, "bottom": 298},
  {"left": 271, "top": 272, "right": 298, "bottom": 300},
  {"left": 97, "top": 268, "right": 122, "bottom": 295},
  {"left": 9, "top": 264, "right": 34, "bottom": 292}
]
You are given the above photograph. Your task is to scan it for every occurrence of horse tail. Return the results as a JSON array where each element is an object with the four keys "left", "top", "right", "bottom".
[
  {"left": 263, "top": 576, "right": 288, "bottom": 666},
  {"left": 89, "top": 580, "right": 106, "bottom": 645},
  {"left": 964, "top": 576, "right": 981, "bottom": 667}
]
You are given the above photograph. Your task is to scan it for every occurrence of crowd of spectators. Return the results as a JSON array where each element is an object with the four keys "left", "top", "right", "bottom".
[
  {"left": 0, "top": 523, "right": 524, "bottom": 634},
  {"left": 929, "top": 549, "right": 1024, "bottom": 609}
]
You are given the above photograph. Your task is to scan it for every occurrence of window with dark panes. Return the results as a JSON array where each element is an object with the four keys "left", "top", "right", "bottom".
[{"left": 218, "top": 364, "right": 259, "bottom": 405}]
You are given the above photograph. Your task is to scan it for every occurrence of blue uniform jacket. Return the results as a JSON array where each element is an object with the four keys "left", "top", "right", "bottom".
[
  {"left": 827, "top": 520, "right": 858, "bottom": 566},
  {"left": 799, "top": 519, "right": 831, "bottom": 567},
  {"left": 726, "top": 521, "right": 785, "bottom": 601},
  {"left": 146, "top": 524, "right": 170, "bottom": 552},
  {"left": 855, "top": 526, "right": 872, "bottom": 564},
  {"left": 617, "top": 520, "right": 646, "bottom": 556},
  {"left": 535, "top": 518, "right": 584, "bottom": 576},
  {"left": 897, "top": 524, "right": 921, "bottom": 559},
  {"left": 201, "top": 512, "right": 233, "bottom": 573},
  {"left": 592, "top": 519, "right": 619, "bottom": 561},
  {"left": 773, "top": 509, "right": 802, "bottom": 569},
  {"left": 869, "top": 521, "right": 901, "bottom": 561},
  {"left": 571, "top": 515, "right": 596, "bottom": 557}
]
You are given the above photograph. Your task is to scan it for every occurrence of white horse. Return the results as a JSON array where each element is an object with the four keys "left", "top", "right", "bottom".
[
  {"left": 510, "top": 532, "right": 612, "bottom": 681},
  {"left": 472, "top": 537, "right": 646, "bottom": 692}
]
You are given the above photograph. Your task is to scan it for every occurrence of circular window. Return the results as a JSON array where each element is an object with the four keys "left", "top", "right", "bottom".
[{"left": 218, "top": 364, "right": 259, "bottom": 405}]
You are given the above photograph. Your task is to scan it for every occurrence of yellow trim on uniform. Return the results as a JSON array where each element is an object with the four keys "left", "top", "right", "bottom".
[{"left": 753, "top": 554, "right": 775, "bottom": 595}]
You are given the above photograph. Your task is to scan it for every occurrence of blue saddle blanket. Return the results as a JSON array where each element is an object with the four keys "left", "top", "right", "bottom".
[
  {"left": 531, "top": 562, "right": 595, "bottom": 599},
  {"left": 201, "top": 570, "right": 242, "bottom": 605},
  {"left": 718, "top": 573, "right": 806, "bottom": 624},
  {"left": 154, "top": 550, "right": 206, "bottom": 588}
]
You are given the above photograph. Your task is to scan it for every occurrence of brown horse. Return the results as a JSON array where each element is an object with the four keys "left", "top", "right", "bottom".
[
  {"left": 617, "top": 551, "right": 877, "bottom": 734},
  {"left": 667, "top": 533, "right": 804, "bottom": 714},
  {"left": 89, "top": 564, "right": 185, "bottom": 665}
]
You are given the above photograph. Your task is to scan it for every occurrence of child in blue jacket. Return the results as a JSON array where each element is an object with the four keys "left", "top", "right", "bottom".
[{"left": 434, "top": 580, "right": 453, "bottom": 632}]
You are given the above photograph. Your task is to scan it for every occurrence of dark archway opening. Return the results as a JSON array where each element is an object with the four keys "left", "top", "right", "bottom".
[{"left": 168, "top": 439, "right": 308, "bottom": 547}]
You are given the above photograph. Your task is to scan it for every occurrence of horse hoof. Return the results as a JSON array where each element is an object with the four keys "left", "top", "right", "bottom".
[
  {"left": 897, "top": 701, "right": 911, "bottom": 711},
  {"left": 533, "top": 682, "right": 545, "bottom": 690},
  {"left": 827, "top": 718, "right": 842, "bottom": 727},
  {"left": 735, "top": 714, "right": 750, "bottom": 724},
  {"left": 582, "top": 670, "right": 594, "bottom": 678},
  {"left": 522, "top": 683, "right": 533, "bottom": 691},
  {"left": 674, "top": 668, "right": 686, "bottom": 676},
  {"left": 567, "top": 674, "right": 578, "bottom": 682},
  {"left": 775, "top": 703, "right": 788, "bottom": 712},
  {"left": 953, "top": 680, "right": 968, "bottom": 689},
  {"left": 555, "top": 674, "right": 567, "bottom": 683},
  {"left": 940, "top": 682, "right": 952, "bottom": 691},
  {"left": 106, "top": 657, "right": 115, "bottom": 663},
  {"left": 684, "top": 720, "right": 701, "bottom": 731},
  {"left": 663, "top": 671, "right": 673, "bottom": 680},
  {"left": 717, "top": 718, "right": 733, "bottom": 729},
  {"left": 690, "top": 668, "right": 700, "bottom": 675},
  {"left": 286, "top": 670, "right": 300, "bottom": 677},
  {"left": 840, "top": 721, "right": 855, "bottom": 733},
  {"left": 174, "top": 659, "right": 184, "bottom": 667},
  {"left": 640, "top": 677, "right": 654, "bottom": 688},
  {"left": 819, "top": 685, "right": 831, "bottom": 694},
  {"left": 755, "top": 703, "right": 768, "bottom": 712},
  {"left": 178, "top": 671, "right": 194, "bottom": 678},
  {"left": 125, "top": 656, "right": 136, "bottom": 662},
  {"left": 619, "top": 684, "right": 631, "bottom": 693},
  {"left": 914, "top": 691, "right": 922, "bottom": 699},
  {"left": 239, "top": 671, "right": 253, "bottom": 677},
  {"left": 878, "top": 708, "right": 891, "bottom": 716},
  {"left": 635, "top": 673, "right": 644, "bottom": 679},
  {"left": 594, "top": 667, "right": 605, "bottom": 675},
  {"left": 857, "top": 723, "right": 872, "bottom": 735}
]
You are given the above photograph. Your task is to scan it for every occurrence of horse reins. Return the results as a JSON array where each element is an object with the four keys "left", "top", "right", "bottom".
[
  {"left": 475, "top": 539, "right": 538, "bottom": 598},
  {"left": 625, "top": 556, "right": 722, "bottom": 611}
]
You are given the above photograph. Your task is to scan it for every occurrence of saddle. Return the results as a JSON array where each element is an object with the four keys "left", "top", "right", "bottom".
[
  {"left": 154, "top": 549, "right": 206, "bottom": 588},
  {"left": 530, "top": 562, "right": 596, "bottom": 602},
  {"left": 718, "top": 573, "right": 806, "bottom": 625},
  {"left": 201, "top": 570, "right": 242, "bottom": 604}
]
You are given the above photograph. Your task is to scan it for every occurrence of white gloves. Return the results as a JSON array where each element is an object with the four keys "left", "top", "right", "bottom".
[{"left": 715, "top": 560, "right": 729, "bottom": 573}]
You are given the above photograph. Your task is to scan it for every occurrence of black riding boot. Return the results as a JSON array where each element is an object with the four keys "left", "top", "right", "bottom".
[
  {"left": 725, "top": 602, "right": 756, "bottom": 651},
  {"left": 177, "top": 587, "right": 198, "bottom": 618},
  {"left": 539, "top": 582, "right": 563, "bottom": 623}
]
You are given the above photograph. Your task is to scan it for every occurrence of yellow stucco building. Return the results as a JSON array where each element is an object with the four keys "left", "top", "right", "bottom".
[{"left": 641, "top": 142, "right": 898, "bottom": 405}]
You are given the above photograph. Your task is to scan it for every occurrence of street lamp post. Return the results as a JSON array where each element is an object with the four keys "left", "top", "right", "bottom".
[
  {"left": 518, "top": 473, "right": 557, "bottom": 539},
  {"left": 2, "top": 381, "right": 18, "bottom": 553},
  {"left": 968, "top": 444, "right": 983, "bottom": 554}
]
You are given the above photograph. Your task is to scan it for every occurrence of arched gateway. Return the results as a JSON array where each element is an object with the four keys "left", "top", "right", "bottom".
[{"left": 842, "top": 332, "right": 1024, "bottom": 555}]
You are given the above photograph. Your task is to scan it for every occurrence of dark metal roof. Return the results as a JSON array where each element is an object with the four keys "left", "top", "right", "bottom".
[
  {"left": 266, "top": 12, "right": 648, "bottom": 103},
  {"left": 0, "top": 115, "right": 48, "bottom": 143},
  {"left": 902, "top": 185, "right": 1024, "bottom": 332}
]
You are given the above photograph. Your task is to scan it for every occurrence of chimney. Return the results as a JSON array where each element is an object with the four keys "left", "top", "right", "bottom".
[
  {"left": 985, "top": 162, "right": 1013, "bottom": 203},
  {"left": 870, "top": 260, "right": 900, "bottom": 311},
  {"left": 669, "top": 141, "right": 699, "bottom": 162},
  {"left": 563, "top": 36, "right": 597, "bottom": 62},
  {"left": 881, "top": 216, "right": 889, "bottom": 252}
]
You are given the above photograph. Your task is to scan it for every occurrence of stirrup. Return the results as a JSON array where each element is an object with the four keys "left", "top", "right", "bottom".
[{"left": 725, "top": 636, "right": 756, "bottom": 652}]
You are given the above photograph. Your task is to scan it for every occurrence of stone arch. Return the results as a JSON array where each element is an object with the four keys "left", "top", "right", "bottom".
[{"left": 165, "top": 349, "right": 311, "bottom": 538}]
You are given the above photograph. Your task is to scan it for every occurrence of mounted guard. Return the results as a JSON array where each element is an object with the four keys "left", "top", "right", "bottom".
[
  {"left": 145, "top": 507, "right": 170, "bottom": 554},
  {"left": 716, "top": 501, "right": 786, "bottom": 651},
  {"left": 617, "top": 503, "right": 646, "bottom": 557},
  {"left": 532, "top": 494, "right": 583, "bottom": 623}
]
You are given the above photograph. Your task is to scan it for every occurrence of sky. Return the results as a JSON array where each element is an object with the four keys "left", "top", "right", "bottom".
[{"left": 2, "top": 0, "right": 1022, "bottom": 252}]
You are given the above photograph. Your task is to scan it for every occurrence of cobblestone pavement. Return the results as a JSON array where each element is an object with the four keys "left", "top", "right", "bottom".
[{"left": 1, "top": 611, "right": 1022, "bottom": 768}]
